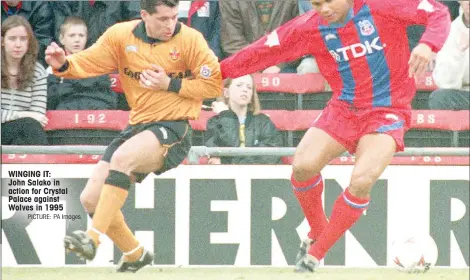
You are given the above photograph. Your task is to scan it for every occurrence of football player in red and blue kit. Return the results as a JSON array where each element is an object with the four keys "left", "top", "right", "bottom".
[{"left": 220, "top": 0, "right": 451, "bottom": 272}]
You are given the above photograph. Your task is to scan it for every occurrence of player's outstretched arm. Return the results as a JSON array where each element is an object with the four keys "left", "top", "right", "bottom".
[
  {"left": 171, "top": 32, "right": 223, "bottom": 100},
  {"left": 371, "top": 0, "right": 451, "bottom": 53},
  {"left": 220, "top": 13, "right": 318, "bottom": 80},
  {"left": 370, "top": 0, "right": 451, "bottom": 78},
  {"left": 50, "top": 25, "right": 119, "bottom": 79}
]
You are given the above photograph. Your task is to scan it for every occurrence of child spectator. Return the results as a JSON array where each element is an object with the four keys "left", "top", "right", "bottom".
[
  {"left": 205, "top": 75, "right": 283, "bottom": 165},
  {"left": 430, "top": 1, "right": 469, "bottom": 110},
  {"left": 1, "top": 15, "right": 48, "bottom": 145},
  {"left": 47, "top": 17, "right": 117, "bottom": 110}
]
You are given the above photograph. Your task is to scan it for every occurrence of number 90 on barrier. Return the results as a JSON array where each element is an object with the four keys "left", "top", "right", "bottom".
[{"left": 261, "top": 76, "right": 281, "bottom": 87}]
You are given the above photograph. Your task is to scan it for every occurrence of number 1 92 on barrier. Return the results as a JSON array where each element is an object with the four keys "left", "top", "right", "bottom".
[{"left": 74, "top": 113, "right": 107, "bottom": 124}]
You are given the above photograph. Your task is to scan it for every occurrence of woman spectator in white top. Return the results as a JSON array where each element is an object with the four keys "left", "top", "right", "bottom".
[
  {"left": 430, "top": 1, "right": 469, "bottom": 110},
  {"left": 1, "top": 15, "right": 48, "bottom": 145}
]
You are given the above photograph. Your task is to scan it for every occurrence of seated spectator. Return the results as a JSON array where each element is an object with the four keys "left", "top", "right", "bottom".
[
  {"left": 187, "top": 1, "right": 224, "bottom": 61},
  {"left": 296, "top": 0, "right": 320, "bottom": 75},
  {"left": 220, "top": 0, "right": 302, "bottom": 110},
  {"left": 205, "top": 75, "right": 283, "bottom": 165},
  {"left": 430, "top": 1, "right": 469, "bottom": 110},
  {"left": 51, "top": 1, "right": 140, "bottom": 48},
  {"left": 1, "top": 0, "right": 53, "bottom": 67},
  {"left": 220, "top": 0, "right": 300, "bottom": 73},
  {"left": 1, "top": 16, "right": 48, "bottom": 145},
  {"left": 46, "top": 17, "right": 117, "bottom": 110}
]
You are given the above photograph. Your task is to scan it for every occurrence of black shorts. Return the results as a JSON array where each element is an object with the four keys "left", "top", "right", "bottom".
[{"left": 102, "top": 120, "right": 191, "bottom": 182}]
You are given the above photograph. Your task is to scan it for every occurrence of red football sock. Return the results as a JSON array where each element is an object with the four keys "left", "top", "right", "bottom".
[
  {"left": 309, "top": 188, "right": 369, "bottom": 260},
  {"left": 291, "top": 173, "right": 328, "bottom": 241}
]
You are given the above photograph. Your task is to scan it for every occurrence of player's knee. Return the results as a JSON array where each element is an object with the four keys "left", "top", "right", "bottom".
[
  {"left": 349, "top": 172, "right": 377, "bottom": 196},
  {"left": 292, "top": 157, "right": 321, "bottom": 182}
]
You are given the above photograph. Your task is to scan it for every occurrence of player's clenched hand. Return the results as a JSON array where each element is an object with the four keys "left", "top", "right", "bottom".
[
  {"left": 139, "top": 64, "right": 171, "bottom": 91},
  {"left": 408, "top": 43, "right": 433, "bottom": 79},
  {"left": 45, "top": 42, "right": 66, "bottom": 70}
]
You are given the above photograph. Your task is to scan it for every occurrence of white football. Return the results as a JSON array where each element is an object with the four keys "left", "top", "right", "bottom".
[{"left": 391, "top": 234, "right": 439, "bottom": 273}]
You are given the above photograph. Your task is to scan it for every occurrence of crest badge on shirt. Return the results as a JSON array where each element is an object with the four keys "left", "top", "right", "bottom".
[
  {"left": 169, "top": 47, "right": 180, "bottom": 61},
  {"left": 358, "top": 20, "right": 375, "bottom": 36},
  {"left": 200, "top": 65, "right": 211, "bottom": 79},
  {"left": 125, "top": 45, "right": 138, "bottom": 53},
  {"left": 324, "top": 33, "right": 337, "bottom": 42}
]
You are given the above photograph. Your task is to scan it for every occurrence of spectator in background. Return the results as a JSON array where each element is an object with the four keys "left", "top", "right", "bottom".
[
  {"left": 51, "top": 1, "right": 141, "bottom": 48},
  {"left": 1, "top": 0, "right": 53, "bottom": 67},
  {"left": 205, "top": 75, "right": 283, "bottom": 165},
  {"left": 296, "top": 0, "right": 320, "bottom": 75},
  {"left": 1, "top": 16, "right": 48, "bottom": 145},
  {"left": 430, "top": 1, "right": 469, "bottom": 110},
  {"left": 187, "top": 1, "right": 224, "bottom": 61},
  {"left": 47, "top": 17, "right": 117, "bottom": 110},
  {"left": 219, "top": 0, "right": 300, "bottom": 73}
]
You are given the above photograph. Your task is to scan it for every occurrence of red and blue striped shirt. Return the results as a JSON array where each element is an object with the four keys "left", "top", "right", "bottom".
[{"left": 221, "top": 0, "right": 451, "bottom": 109}]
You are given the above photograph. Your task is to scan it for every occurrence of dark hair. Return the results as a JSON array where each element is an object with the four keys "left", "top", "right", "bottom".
[
  {"left": 140, "top": 0, "right": 179, "bottom": 14},
  {"left": 1, "top": 15, "right": 38, "bottom": 90}
]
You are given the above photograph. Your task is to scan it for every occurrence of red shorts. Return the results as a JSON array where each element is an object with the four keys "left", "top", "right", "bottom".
[{"left": 313, "top": 101, "right": 411, "bottom": 154}]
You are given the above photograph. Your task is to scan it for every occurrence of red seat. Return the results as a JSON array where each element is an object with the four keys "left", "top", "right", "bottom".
[
  {"left": 253, "top": 73, "right": 326, "bottom": 94},
  {"left": 44, "top": 110, "right": 469, "bottom": 133},
  {"left": 109, "top": 73, "right": 327, "bottom": 95},
  {"left": 269, "top": 110, "right": 469, "bottom": 132},
  {"left": 286, "top": 110, "right": 321, "bottom": 130},
  {"left": 415, "top": 71, "right": 437, "bottom": 91},
  {"left": 109, "top": 72, "right": 436, "bottom": 95},
  {"left": 1, "top": 154, "right": 102, "bottom": 164},
  {"left": 45, "top": 110, "right": 128, "bottom": 131},
  {"left": 189, "top": 110, "right": 216, "bottom": 131},
  {"left": 263, "top": 110, "right": 321, "bottom": 131},
  {"left": 110, "top": 73, "right": 123, "bottom": 94},
  {"left": 410, "top": 110, "right": 469, "bottom": 131},
  {"left": 261, "top": 110, "right": 293, "bottom": 130}
]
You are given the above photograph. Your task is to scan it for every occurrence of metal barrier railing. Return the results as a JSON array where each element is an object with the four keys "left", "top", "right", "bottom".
[{"left": 1, "top": 146, "right": 469, "bottom": 164}]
